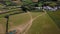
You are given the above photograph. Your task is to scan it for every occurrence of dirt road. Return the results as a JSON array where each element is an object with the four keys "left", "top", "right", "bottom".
[
  {"left": 9, "top": 11, "right": 46, "bottom": 34},
  {"left": 0, "top": 24, "right": 5, "bottom": 34},
  {"left": 22, "top": 11, "right": 46, "bottom": 34}
]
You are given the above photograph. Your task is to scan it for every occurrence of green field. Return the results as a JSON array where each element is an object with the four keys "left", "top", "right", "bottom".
[
  {"left": 0, "top": 11, "right": 43, "bottom": 26},
  {"left": 0, "top": 12, "right": 30, "bottom": 27},
  {"left": 0, "top": 0, "right": 60, "bottom": 34},
  {"left": 47, "top": 10, "right": 60, "bottom": 28},
  {"left": 0, "top": 12, "right": 30, "bottom": 34},
  {"left": 9, "top": 13, "right": 30, "bottom": 26},
  {"left": 0, "top": 10, "right": 44, "bottom": 34},
  {"left": 0, "top": 10, "right": 60, "bottom": 34},
  {"left": 26, "top": 12, "right": 60, "bottom": 34},
  {"left": 30, "top": 12, "right": 43, "bottom": 18}
]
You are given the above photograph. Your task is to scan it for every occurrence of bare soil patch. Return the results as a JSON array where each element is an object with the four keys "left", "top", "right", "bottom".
[{"left": 0, "top": 24, "right": 5, "bottom": 34}]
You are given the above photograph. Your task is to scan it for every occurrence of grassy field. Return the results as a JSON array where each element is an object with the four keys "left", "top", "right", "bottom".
[
  {"left": 0, "top": 13, "right": 31, "bottom": 34},
  {"left": 47, "top": 10, "right": 60, "bottom": 28},
  {"left": 0, "top": 10, "right": 60, "bottom": 34},
  {"left": 0, "top": 18, "right": 6, "bottom": 34},
  {"left": 0, "top": 11, "right": 44, "bottom": 34},
  {"left": 0, "top": 12, "right": 30, "bottom": 34},
  {"left": 0, "top": 12, "right": 30, "bottom": 27},
  {"left": 8, "top": 11, "right": 43, "bottom": 26},
  {"left": 26, "top": 13, "right": 60, "bottom": 34},
  {"left": 9, "top": 13, "right": 30, "bottom": 26},
  {"left": 30, "top": 12, "right": 43, "bottom": 18}
]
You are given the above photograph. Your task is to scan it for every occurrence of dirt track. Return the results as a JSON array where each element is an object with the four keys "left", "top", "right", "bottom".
[
  {"left": 22, "top": 11, "right": 46, "bottom": 34},
  {"left": 0, "top": 24, "right": 5, "bottom": 34},
  {"left": 9, "top": 11, "right": 46, "bottom": 34},
  {"left": 8, "top": 12, "right": 32, "bottom": 34}
]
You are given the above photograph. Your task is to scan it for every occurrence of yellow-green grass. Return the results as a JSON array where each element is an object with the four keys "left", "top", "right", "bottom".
[
  {"left": 0, "top": 10, "right": 23, "bottom": 18},
  {"left": 0, "top": 13, "right": 30, "bottom": 30},
  {"left": 9, "top": 13, "right": 30, "bottom": 26},
  {"left": 26, "top": 13, "right": 60, "bottom": 34},
  {"left": 47, "top": 10, "right": 60, "bottom": 28},
  {"left": 0, "top": 12, "right": 30, "bottom": 34},
  {"left": 0, "top": 11, "right": 44, "bottom": 33},
  {"left": 0, "top": 18, "right": 6, "bottom": 34},
  {"left": 8, "top": 11, "right": 43, "bottom": 26},
  {"left": 30, "top": 12, "right": 44, "bottom": 18}
]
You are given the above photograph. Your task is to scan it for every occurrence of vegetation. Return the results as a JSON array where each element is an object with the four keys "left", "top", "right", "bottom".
[
  {"left": 47, "top": 10, "right": 60, "bottom": 28},
  {"left": 26, "top": 13, "right": 60, "bottom": 34},
  {"left": 0, "top": 12, "right": 30, "bottom": 29},
  {"left": 0, "top": 0, "right": 60, "bottom": 34},
  {"left": 0, "top": 8, "right": 22, "bottom": 18},
  {"left": 9, "top": 13, "right": 30, "bottom": 26},
  {"left": 30, "top": 11, "right": 43, "bottom": 18}
]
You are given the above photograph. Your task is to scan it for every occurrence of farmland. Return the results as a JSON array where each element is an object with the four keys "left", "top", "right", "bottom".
[
  {"left": 0, "top": 0, "right": 60, "bottom": 34},
  {"left": 0, "top": 10, "right": 60, "bottom": 34},
  {"left": 26, "top": 12, "right": 60, "bottom": 34},
  {"left": 0, "top": 10, "right": 44, "bottom": 34},
  {"left": 47, "top": 10, "right": 60, "bottom": 28}
]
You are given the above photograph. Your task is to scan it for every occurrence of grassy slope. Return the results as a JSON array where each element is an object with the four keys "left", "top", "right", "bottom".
[
  {"left": 47, "top": 10, "right": 60, "bottom": 28},
  {"left": 26, "top": 13, "right": 60, "bottom": 34}
]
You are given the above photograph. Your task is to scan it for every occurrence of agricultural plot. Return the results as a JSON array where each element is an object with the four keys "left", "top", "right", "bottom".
[
  {"left": 0, "top": 12, "right": 30, "bottom": 34},
  {"left": 0, "top": 0, "right": 60, "bottom": 34},
  {"left": 30, "top": 12, "right": 44, "bottom": 18},
  {"left": 0, "top": 18, "right": 6, "bottom": 34},
  {"left": 47, "top": 10, "right": 60, "bottom": 28},
  {"left": 9, "top": 13, "right": 30, "bottom": 26},
  {"left": 0, "top": 9, "right": 60, "bottom": 34},
  {"left": 26, "top": 13, "right": 60, "bottom": 34},
  {"left": 0, "top": 11, "right": 44, "bottom": 34},
  {"left": 0, "top": 12, "right": 30, "bottom": 25}
]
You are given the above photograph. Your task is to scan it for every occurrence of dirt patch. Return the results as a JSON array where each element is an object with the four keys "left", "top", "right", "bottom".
[
  {"left": 8, "top": 11, "right": 45, "bottom": 34},
  {"left": 0, "top": 24, "right": 5, "bottom": 34},
  {"left": 22, "top": 12, "right": 46, "bottom": 34},
  {"left": 8, "top": 12, "right": 32, "bottom": 34},
  {"left": 9, "top": 22, "right": 15, "bottom": 28}
]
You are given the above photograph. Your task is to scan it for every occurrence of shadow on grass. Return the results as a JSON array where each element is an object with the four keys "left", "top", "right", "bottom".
[{"left": 47, "top": 10, "right": 60, "bottom": 28}]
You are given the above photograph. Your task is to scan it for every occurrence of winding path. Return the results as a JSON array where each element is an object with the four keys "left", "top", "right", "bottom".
[
  {"left": 22, "top": 11, "right": 46, "bottom": 34},
  {"left": 9, "top": 11, "right": 46, "bottom": 34}
]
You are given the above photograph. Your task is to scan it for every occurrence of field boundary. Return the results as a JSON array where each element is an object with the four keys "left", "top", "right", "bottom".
[
  {"left": 8, "top": 11, "right": 45, "bottom": 34},
  {"left": 22, "top": 11, "right": 46, "bottom": 34}
]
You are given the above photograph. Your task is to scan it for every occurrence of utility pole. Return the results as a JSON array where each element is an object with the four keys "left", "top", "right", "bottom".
[{"left": 5, "top": 15, "right": 9, "bottom": 34}]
